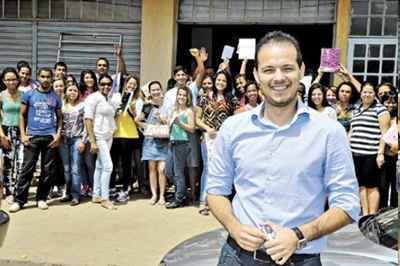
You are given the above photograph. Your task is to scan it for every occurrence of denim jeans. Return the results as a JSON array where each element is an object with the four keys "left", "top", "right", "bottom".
[
  {"left": 218, "top": 242, "right": 322, "bottom": 266},
  {"left": 80, "top": 141, "right": 96, "bottom": 190},
  {"left": 171, "top": 141, "right": 191, "bottom": 202},
  {"left": 59, "top": 137, "right": 81, "bottom": 200},
  {"left": 14, "top": 135, "right": 57, "bottom": 205},
  {"left": 199, "top": 141, "right": 208, "bottom": 203},
  {"left": 93, "top": 138, "right": 113, "bottom": 200}
]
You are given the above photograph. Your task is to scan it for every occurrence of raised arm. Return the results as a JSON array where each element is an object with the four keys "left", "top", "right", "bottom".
[
  {"left": 115, "top": 44, "right": 127, "bottom": 75},
  {"left": 337, "top": 64, "right": 361, "bottom": 92},
  {"left": 239, "top": 58, "right": 248, "bottom": 75},
  {"left": 190, "top": 48, "right": 205, "bottom": 88}
]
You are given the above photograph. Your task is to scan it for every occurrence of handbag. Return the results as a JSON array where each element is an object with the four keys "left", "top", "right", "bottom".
[{"left": 143, "top": 124, "right": 170, "bottom": 139}]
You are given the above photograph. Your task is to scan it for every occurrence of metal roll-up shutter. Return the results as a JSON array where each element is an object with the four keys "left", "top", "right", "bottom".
[
  {"left": 0, "top": 21, "right": 33, "bottom": 69},
  {"left": 37, "top": 21, "right": 141, "bottom": 78},
  {"left": 178, "top": 0, "right": 337, "bottom": 24},
  {"left": 398, "top": 22, "right": 400, "bottom": 88}
]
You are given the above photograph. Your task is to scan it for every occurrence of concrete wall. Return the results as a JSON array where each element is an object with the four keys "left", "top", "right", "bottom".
[{"left": 140, "top": 0, "right": 177, "bottom": 88}]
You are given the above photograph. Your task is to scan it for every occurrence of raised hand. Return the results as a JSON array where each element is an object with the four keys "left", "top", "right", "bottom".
[{"left": 189, "top": 48, "right": 200, "bottom": 58}]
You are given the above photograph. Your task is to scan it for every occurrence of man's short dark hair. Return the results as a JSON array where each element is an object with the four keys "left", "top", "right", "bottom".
[
  {"left": 54, "top": 61, "right": 68, "bottom": 71},
  {"left": 173, "top": 65, "right": 188, "bottom": 76},
  {"left": 255, "top": 31, "right": 303, "bottom": 69},
  {"left": 96, "top": 57, "right": 110, "bottom": 67},
  {"left": 37, "top": 67, "right": 53, "bottom": 77}
]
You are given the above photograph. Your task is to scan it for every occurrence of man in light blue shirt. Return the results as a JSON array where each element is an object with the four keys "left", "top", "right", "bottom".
[{"left": 207, "top": 31, "right": 360, "bottom": 266}]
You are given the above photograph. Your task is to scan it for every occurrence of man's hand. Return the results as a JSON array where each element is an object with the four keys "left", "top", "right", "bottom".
[
  {"left": 230, "top": 223, "right": 267, "bottom": 252},
  {"left": 21, "top": 134, "right": 32, "bottom": 146},
  {"left": 48, "top": 134, "right": 61, "bottom": 148},
  {"left": 90, "top": 142, "right": 97, "bottom": 154},
  {"left": 263, "top": 223, "right": 298, "bottom": 265}
]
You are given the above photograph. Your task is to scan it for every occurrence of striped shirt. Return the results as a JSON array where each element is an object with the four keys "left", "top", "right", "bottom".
[{"left": 350, "top": 102, "right": 388, "bottom": 155}]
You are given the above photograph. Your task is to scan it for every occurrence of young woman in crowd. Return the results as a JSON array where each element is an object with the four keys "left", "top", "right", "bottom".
[
  {"left": 233, "top": 59, "right": 248, "bottom": 107},
  {"left": 110, "top": 74, "right": 143, "bottom": 203},
  {"left": 84, "top": 75, "right": 117, "bottom": 210},
  {"left": 165, "top": 87, "right": 195, "bottom": 209},
  {"left": 349, "top": 82, "right": 390, "bottom": 215},
  {"left": 16, "top": 61, "right": 38, "bottom": 93},
  {"left": 307, "top": 83, "right": 336, "bottom": 120},
  {"left": 325, "top": 86, "right": 337, "bottom": 106},
  {"left": 335, "top": 82, "right": 360, "bottom": 132},
  {"left": 59, "top": 85, "right": 85, "bottom": 206},
  {"left": 0, "top": 67, "right": 22, "bottom": 198},
  {"left": 53, "top": 77, "right": 66, "bottom": 98},
  {"left": 376, "top": 82, "right": 396, "bottom": 98},
  {"left": 66, "top": 74, "right": 78, "bottom": 87},
  {"left": 80, "top": 70, "right": 98, "bottom": 100},
  {"left": 195, "top": 70, "right": 239, "bottom": 215},
  {"left": 137, "top": 81, "right": 168, "bottom": 206},
  {"left": 49, "top": 77, "right": 66, "bottom": 198},
  {"left": 79, "top": 70, "right": 98, "bottom": 196},
  {"left": 236, "top": 81, "right": 262, "bottom": 112},
  {"left": 378, "top": 91, "right": 398, "bottom": 208}
]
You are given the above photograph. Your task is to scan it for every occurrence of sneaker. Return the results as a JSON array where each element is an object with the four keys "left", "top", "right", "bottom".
[
  {"left": 70, "top": 199, "right": 80, "bottom": 206},
  {"left": 101, "top": 200, "right": 116, "bottom": 210},
  {"left": 92, "top": 196, "right": 102, "bottom": 204},
  {"left": 116, "top": 191, "right": 129, "bottom": 204},
  {"left": 9, "top": 202, "right": 21, "bottom": 213},
  {"left": 165, "top": 200, "right": 184, "bottom": 209},
  {"left": 37, "top": 200, "right": 48, "bottom": 210}
]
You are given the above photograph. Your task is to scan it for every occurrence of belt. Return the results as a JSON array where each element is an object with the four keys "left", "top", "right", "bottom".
[{"left": 227, "top": 236, "right": 319, "bottom": 263}]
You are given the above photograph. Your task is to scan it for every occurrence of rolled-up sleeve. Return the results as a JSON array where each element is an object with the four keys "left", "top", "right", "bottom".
[
  {"left": 324, "top": 123, "right": 360, "bottom": 222},
  {"left": 206, "top": 120, "right": 235, "bottom": 196}
]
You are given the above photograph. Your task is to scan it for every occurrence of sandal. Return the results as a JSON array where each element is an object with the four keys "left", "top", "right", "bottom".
[{"left": 198, "top": 206, "right": 209, "bottom": 216}]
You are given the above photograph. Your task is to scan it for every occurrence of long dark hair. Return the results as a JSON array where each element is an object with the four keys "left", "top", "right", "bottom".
[
  {"left": 307, "top": 83, "right": 329, "bottom": 110},
  {"left": 1, "top": 67, "right": 20, "bottom": 91},
  {"left": 244, "top": 81, "right": 262, "bottom": 104},
  {"left": 79, "top": 69, "right": 98, "bottom": 94},
  {"left": 336, "top": 82, "right": 359, "bottom": 105},
  {"left": 212, "top": 70, "right": 234, "bottom": 102}
]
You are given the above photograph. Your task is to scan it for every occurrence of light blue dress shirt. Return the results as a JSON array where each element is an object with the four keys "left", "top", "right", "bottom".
[{"left": 207, "top": 100, "right": 360, "bottom": 254}]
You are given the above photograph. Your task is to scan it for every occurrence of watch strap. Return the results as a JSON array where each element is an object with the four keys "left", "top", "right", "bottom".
[{"left": 292, "top": 226, "right": 305, "bottom": 241}]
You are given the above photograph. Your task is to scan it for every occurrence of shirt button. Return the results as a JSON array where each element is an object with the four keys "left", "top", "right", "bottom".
[{"left": 266, "top": 198, "right": 272, "bottom": 204}]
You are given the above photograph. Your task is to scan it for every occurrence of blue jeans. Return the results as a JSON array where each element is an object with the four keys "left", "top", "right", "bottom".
[
  {"left": 93, "top": 138, "right": 113, "bottom": 200},
  {"left": 171, "top": 141, "right": 191, "bottom": 202},
  {"left": 199, "top": 141, "right": 208, "bottom": 203},
  {"left": 59, "top": 137, "right": 82, "bottom": 200},
  {"left": 218, "top": 242, "right": 322, "bottom": 266}
]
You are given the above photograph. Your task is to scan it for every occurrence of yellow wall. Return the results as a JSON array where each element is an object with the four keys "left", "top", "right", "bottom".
[
  {"left": 140, "top": 0, "right": 177, "bottom": 89},
  {"left": 335, "top": 0, "right": 351, "bottom": 85}
]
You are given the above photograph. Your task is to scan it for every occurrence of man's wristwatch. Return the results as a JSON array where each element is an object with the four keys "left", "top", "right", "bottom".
[{"left": 291, "top": 227, "right": 308, "bottom": 250}]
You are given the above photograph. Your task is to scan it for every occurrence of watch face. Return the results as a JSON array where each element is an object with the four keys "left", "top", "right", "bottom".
[{"left": 298, "top": 239, "right": 308, "bottom": 249}]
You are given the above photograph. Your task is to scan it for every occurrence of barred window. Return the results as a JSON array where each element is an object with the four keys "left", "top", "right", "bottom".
[{"left": 1, "top": 0, "right": 141, "bottom": 21}]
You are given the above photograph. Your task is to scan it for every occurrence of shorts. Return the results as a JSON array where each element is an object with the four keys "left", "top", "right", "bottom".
[{"left": 353, "top": 154, "right": 379, "bottom": 188}]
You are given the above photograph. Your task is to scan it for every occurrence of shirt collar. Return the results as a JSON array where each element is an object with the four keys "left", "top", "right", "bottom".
[{"left": 251, "top": 100, "right": 310, "bottom": 130}]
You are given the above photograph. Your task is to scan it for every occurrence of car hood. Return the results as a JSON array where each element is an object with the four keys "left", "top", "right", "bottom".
[{"left": 160, "top": 224, "right": 397, "bottom": 266}]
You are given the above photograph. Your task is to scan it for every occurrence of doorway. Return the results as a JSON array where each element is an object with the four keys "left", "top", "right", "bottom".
[{"left": 177, "top": 24, "right": 334, "bottom": 82}]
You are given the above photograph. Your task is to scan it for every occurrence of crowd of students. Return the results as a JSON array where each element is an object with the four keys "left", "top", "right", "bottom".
[{"left": 0, "top": 46, "right": 398, "bottom": 215}]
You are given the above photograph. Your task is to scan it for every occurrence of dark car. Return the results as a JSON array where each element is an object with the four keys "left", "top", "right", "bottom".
[{"left": 160, "top": 208, "right": 398, "bottom": 266}]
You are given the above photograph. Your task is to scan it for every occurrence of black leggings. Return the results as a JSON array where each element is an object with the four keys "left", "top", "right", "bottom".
[{"left": 110, "top": 138, "right": 143, "bottom": 191}]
